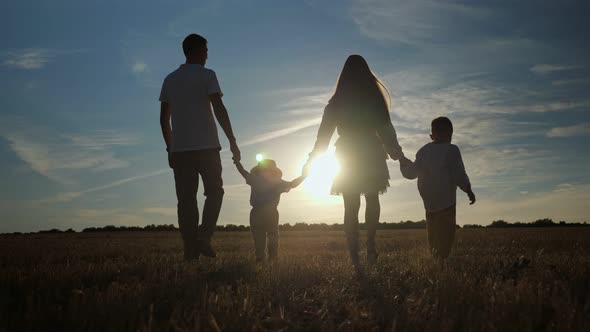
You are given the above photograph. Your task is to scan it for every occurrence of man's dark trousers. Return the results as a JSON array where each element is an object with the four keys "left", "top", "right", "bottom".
[{"left": 172, "top": 149, "right": 224, "bottom": 257}]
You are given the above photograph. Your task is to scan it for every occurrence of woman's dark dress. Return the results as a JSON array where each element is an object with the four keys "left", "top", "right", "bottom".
[{"left": 312, "top": 102, "right": 403, "bottom": 195}]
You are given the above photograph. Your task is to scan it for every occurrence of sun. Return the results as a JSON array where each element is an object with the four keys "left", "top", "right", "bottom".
[{"left": 300, "top": 147, "right": 341, "bottom": 204}]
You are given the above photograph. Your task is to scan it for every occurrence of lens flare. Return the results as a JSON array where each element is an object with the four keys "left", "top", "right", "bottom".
[
  {"left": 256, "top": 153, "right": 264, "bottom": 162},
  {"left": 300, "top": 147, "right": 340, "bottom": 205}
]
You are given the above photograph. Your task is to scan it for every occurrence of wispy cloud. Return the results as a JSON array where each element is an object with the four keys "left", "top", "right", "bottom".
[
  {"left": 43, "top": 169, "right": 169, "bottom": 203},
  {"left": 1, "top": 48, "right": 85, "bottom": 70},
  {"left": 349, "top": 0, "right": 490, "bottom": 46},
  {"left": 241, "top": 117, "right": 322, "bottom": 147},
  {"left": 530, "top": 64, "right": 576, "bottom": 75},
  {"left": 546, "top": 123, "right": 590, "bottom": 138},
  {"left": 551, "top": 78, "right": 589, "bottom": 86},
  {"left": 131, "top": 60, "right": 147, "bottom": 75},
  {"left": 2, "top": 49, "right": 54, "bottom": 70},
  {"left": 1, "top": 124, "right": 139, "bottom": 184}
]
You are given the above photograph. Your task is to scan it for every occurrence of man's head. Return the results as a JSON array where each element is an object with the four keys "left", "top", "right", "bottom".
[
  {"left": 182, "top": 34, "right": 208, "bottom": 65},
  {"left": 430, "top": 116, "right": 453, "bottom": 143}
]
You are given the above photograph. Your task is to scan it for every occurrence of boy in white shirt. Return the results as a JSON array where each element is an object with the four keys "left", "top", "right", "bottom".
[
  {"left": 399, "top": 117, "right": 476, "bottom": 260},
  {"left": 234, "top": 159, "right": 308, "bottom": 262}
]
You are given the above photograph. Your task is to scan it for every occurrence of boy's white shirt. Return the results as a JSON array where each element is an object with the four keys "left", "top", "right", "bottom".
[
  {"left": 401, "top": 142, "right": 471, "bottom": 212},
  {"left": 159, "top": 64, "right": 222, "bottom": 152}
]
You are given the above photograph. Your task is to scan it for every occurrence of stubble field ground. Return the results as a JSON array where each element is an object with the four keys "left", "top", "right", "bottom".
[{"left": 1, "top": 228, "right": 589, "bottom": 331}]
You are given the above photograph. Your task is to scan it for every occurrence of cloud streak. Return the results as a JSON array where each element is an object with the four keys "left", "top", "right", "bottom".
[
  {"left": 1, "top": 124, "right": 139, "bottom": 184},
  {"left": 530, "top": 64, "right": 576, "bottom": 75},
  {"left": 547, "top": 123, "right": 590, "bottom": 138},
  {"left": 1, "top": 48, "right": 85, "bottom": 70},
  {"left": 131, "top": 60, "right": 147, "bottom": 75}
]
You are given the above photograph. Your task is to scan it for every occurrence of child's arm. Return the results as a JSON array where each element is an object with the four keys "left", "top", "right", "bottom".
[
  {"left": 399, "top": 152, "right": 421, "bottom": 180},
  {"left": 449, "top": 146, "right": 476, "bottom": 205},
  {"left": 234, "top": 160, "right": 251, "bottom": 183},
  {"left": 287, "top": 163, "right": 310, "bottom": 189}
]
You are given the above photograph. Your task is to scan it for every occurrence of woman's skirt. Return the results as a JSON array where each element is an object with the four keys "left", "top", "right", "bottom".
[{"left": 331, "top": 136, "right": 390, "bottom": 195}]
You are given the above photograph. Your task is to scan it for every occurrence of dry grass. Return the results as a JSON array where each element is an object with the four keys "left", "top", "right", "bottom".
[{"left": 1, "top": 229, "right": 589, "bottom": 331}]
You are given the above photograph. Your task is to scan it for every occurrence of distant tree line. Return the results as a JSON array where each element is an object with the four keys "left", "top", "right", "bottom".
[
  {"left": 463, "top": 218, "right": 589, "bottom": 229},
  {"left": 3, "top": 218, "right": 588, "bottom": 235}
]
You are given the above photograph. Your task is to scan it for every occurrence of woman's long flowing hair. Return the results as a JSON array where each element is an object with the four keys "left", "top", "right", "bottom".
[{"left": 329, "top": 55, "right": 391, "bottom": 127}]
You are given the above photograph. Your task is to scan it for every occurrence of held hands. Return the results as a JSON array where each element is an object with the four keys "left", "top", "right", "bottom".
[
  {"left": 467, "top": 190, "right": 476, "bottom": 205},
  {"left": 230, "top": 140, "right": 241, "bottom": 162}
]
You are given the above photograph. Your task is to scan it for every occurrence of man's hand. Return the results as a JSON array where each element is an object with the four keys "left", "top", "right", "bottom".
[
  {"left": 167, "top": 151, "right": 175, "bottom": 169},
  {"left": 230, "top": 141, "right": 241, "bottom": 162},
  {"left": 467, "top": 190, "right": 476, "bottom": 205}
]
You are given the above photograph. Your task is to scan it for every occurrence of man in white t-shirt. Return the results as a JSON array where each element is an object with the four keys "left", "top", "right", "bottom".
[{"left": 159, "top": 33, "right": 241, "bottom": 261}]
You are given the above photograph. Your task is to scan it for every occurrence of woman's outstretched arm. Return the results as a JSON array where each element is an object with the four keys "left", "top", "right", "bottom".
[
  {"left": 309, "top": 103, "right": 337, "bottom": 159},
  {"left": 377, "top": 121, "right": 404, "bottom": 160}
]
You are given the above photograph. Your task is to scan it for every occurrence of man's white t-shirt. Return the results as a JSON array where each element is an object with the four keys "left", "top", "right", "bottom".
[{"left": 159, "top": 64, "right": 222, "bottom": 152}]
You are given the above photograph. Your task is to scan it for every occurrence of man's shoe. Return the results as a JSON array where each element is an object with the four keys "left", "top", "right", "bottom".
[{"left": 198, "top": 239, "right": 217, "bottom": 258}]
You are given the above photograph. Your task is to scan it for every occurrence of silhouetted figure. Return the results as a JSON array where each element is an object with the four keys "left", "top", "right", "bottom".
[
  {"left": 235, "top": 159, "right": 308, "bottom": 262},
  {"left": 399, "top": 117, "right": 476, "bottom": 261},
  {"left": 307, "top": 55, "right": 404, "bottom": 273},
  {"left": 159, "top": 34, "right": 241, "bottom": 261}
]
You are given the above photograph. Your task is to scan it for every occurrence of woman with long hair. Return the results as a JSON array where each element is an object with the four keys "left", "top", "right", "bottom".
[{"left": 307, "top": 55, "right": 404, "bottom": 272}]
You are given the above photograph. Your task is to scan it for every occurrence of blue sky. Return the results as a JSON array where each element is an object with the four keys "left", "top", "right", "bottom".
[{"left": 1, "top": 0, "right": 589, "bottom": 232}]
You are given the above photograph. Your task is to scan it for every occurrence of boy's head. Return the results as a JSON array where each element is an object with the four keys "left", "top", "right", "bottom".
[
  {"left": 430, "top": 117, "right": 453, "bottom": 143},
  {"left": 251, "top": 159, "right": 283, "bottom": 179},
  {"left": 182, "top": 34, "right": 208, "bottom": 65}
]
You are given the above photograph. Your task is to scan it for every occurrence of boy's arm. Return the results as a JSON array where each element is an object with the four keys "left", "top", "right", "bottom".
[
  {"left": 450, "top": 146, "right": 476, "bottom": 204},
  {"left": 399, "top": 150, "right": 422, "bottom": 180},
  {"left": 234, "top": 161, "right": 251, "bottom": 183}
]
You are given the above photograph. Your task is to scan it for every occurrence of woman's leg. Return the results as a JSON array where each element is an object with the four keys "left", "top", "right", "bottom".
[
  {"left": 364, "top": 193, "right": 380, "bottom": 264},
  {"left": 343, "top": 193, "right": 361, "bottom": 266}
]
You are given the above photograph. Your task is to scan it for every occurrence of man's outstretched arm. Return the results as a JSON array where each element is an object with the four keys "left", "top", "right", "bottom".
[
  {"left": 160, "top": 102, "right": 174, "bottom": 168},
  {"left": 209, "top": 93, "right": 241, "bottom": 161},
  {"left": 234, "top": 160, "right": 251, "bottom": 183}
]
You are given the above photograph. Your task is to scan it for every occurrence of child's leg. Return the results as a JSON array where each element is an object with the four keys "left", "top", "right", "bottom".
[
  {"left": 250, "top": 208, "right": 267, "bottom": 261},
  {"left": 426, "top": 205, "right": 456, "bottom": 260},
  {"left": 266, "top": 209, "right": 280, "bottom": 260},
  {"left": 426, "top": 210, "right": 440, "bottom": 259},
  {"left": 343, "top": 193, "right": 361, "bottom": 266},
  {"left": 438, "top": 205, "right": 456, "bottom": 259}
]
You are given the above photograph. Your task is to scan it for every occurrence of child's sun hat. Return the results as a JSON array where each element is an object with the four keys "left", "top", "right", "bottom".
[{"left": 251, "top": 159, "right": 283, "bottom": 178}]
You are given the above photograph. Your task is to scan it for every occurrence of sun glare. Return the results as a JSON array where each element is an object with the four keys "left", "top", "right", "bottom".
[
  {"left": 255, "top": 153, "right": 263, "bottom": 162},
  {"left": 301, "top": 147, "right": 340, "bottom": 204}
]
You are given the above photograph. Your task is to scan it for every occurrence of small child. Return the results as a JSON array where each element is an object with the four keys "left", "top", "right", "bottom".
[
  {"left": 399, "top": 117, "right": 476, "bottom": 261},
  {"left": 234, "top": 158, "right": 308, "bottom": 262}
]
